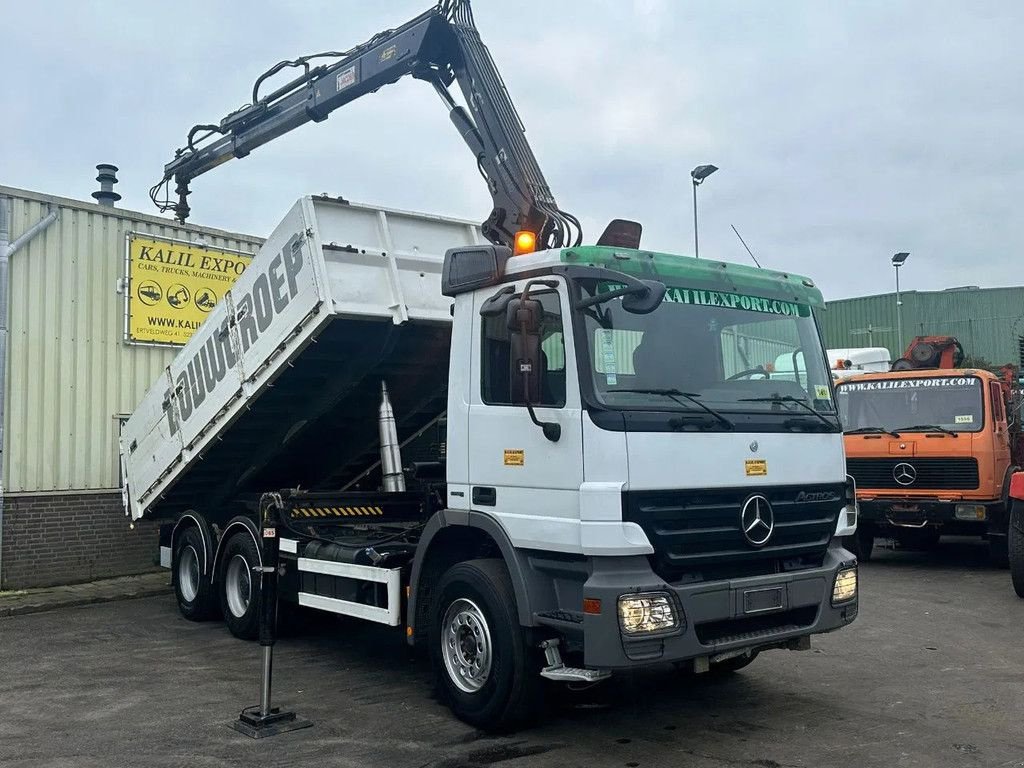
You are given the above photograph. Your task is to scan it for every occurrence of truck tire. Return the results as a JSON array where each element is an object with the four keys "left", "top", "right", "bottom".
[
  {"left": 1010, "top": 501, "right": 1024, "bottom": 598},
  {"left": 218, "top": 533, "right": 260, "bottom": 640},
  {"left": 846, "top": 523, "right": 875, "bottom": 562},
  {"left": 429, "top": 559, "right": 542, "bottom": 732},
  {"left": 172, "top": 527, "right": 217, "bottom": 621}
]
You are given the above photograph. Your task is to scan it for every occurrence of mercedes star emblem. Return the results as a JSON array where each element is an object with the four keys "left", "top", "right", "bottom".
[
  {"left": 893, "top": 462, "right": 917, "bottom": 486},
  {"left": 749, "top": 440, "right": 759, "bottom": 453},
  {"left": 740, "top": 494, "right": 774, "bottom": 547}
]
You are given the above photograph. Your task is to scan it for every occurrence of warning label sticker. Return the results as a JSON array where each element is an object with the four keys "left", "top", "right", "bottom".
[
  {"left": 503, "top": 449, "right": 525, "bottom": 467},
  {"left": 126, "top": 233, "right": 253, "bottom": 345}
]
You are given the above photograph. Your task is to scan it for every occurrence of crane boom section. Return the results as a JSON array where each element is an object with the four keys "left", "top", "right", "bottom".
[{"left": 154, "top": 1, "right": 579, "bottom": 250}]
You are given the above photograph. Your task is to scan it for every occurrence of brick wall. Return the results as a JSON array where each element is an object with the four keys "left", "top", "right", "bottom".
[{"left": 1, "top": 492, "right": 160, "bottom": 589}]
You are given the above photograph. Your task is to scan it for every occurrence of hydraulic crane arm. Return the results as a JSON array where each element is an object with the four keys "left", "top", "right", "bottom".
[{"left": 151, "top": 0, "right": 581, "bottom": 250}]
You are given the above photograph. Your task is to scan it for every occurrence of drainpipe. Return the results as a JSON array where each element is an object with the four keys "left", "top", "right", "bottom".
[{"left": 0, "top": 196, "right": 59, "bottom": 587}]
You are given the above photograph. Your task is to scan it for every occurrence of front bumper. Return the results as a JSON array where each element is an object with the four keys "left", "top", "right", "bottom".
[
  {"left": 858, "top": 498, "right": 999, "bottom": 532},
  {"left": 581, "top": 543, "right": 858, "bottom": 669}
]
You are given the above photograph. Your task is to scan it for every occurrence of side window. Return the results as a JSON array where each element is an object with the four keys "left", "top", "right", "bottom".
[
  {"left": 990, "top": 382, "right": 1005, "bottom": 424},
  {"left": 481, "top": 291, "right": 566, "bottom": 407}
]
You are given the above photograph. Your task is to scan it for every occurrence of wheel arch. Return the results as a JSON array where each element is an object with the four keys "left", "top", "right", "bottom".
[
  {"left": 211, "top": 515, "right": 263, "bottom": 583},
  {"left": 171, "top": 511, "right": 216, "bottom": 578},
  {"left": 408, "top": 510, "right": 535, "bottom": 646}
]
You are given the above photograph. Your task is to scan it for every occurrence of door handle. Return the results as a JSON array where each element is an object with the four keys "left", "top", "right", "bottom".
[{"left": 472, "top": 486, "right": 497, "bottom": 506}]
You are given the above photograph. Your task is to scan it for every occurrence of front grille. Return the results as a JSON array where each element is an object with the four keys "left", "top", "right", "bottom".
[
  {"left": 695, "top": 605, "right": 818, "bottom": 645},
  {"left": 623, "top": 484, "right": 842, "bottom": 582},
  {"left": 846, "top": 457, "right": 979, "bottom": 490}
]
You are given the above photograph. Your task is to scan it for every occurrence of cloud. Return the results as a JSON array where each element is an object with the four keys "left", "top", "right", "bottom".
[{"left": 2, "top": 0, "right": 1022, "bottom": 302}]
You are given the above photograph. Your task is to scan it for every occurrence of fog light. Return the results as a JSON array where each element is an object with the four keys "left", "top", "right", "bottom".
[
  {"left": 832, "top": 567, "right": 857, "bottom": 605},
  {"left": 618, "top": 593, "right": 678, "bottom": 634},
  {"left": 954, "top": 504, "right": 986, "bottom": 521}
]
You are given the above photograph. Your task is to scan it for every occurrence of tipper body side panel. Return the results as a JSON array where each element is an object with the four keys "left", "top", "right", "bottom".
[{"left": 121, "top": 196, "right": 482, "bottom": 520}]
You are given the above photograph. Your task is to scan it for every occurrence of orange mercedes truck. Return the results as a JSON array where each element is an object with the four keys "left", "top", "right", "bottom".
[{"left": 837, "top": 367, "right": 1020, "bottom": 564}]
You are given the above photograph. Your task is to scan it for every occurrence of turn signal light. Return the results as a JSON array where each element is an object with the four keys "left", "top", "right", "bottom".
[
  {"left": 583, "top": 598, "right": 602, "bottom": 615},
  {"left": 513, "top": 230, "right": 537, "bottom": 255}
]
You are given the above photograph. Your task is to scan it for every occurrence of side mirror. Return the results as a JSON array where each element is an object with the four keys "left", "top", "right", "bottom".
[
  {"left": 621, "top": 280, "right": 667, "bottom": 314},
  {"left": 506, "top": 297, "right": 542, "bottom": 334},
  {"left": 507, "top": 299, "right": 543, "bottom": 405},
  {"left": 505, "top": 296, "right": 561, "bottom": 442}
]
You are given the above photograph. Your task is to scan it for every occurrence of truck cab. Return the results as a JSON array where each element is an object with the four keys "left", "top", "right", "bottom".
[
  {"left": 837, "top": 368, "right": 1018, "bottom": 562},
  {"left": 437, "top": 241, "right": 859, "bottom": 670}
]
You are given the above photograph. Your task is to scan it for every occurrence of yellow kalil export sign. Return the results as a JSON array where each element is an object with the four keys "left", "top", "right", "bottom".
[{"left": 127, "top": 234, "right": 253, "bottom": 345}]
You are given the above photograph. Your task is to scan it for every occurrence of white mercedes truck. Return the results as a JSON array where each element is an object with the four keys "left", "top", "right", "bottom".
[{"left": 123, "top": 0, "right": 859, "bottom": 730}]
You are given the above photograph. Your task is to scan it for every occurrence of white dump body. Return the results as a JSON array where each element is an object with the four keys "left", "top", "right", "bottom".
[
  {"left": 121, "top": 196, "right": 482, "bottom": 520},
  {"left": 827, "top": 347, "right": 892, "bottom": 379}
]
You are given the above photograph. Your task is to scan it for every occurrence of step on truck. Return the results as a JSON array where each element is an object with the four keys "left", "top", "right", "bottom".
[
  {"left": 122, "top": 0, "right": 860, "bottom": 729},
  {"left": 836, "top": 336, "right": 1021, "bottom": 564}
]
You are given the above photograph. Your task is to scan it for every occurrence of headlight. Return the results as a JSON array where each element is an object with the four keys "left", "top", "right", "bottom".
[
  {"left": 954, "top": 504, "right": 986, "bottom": 521},
  {"left": 832, "top": 567, "right": 858, "bottom": 605},
  {"left": 618, "top": 593, "right": 678, "bottom": 634}
]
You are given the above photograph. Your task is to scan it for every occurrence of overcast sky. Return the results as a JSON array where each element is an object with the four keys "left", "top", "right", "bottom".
[{"left": 3, "top": 0, "right": 1023, "bottom": 300}]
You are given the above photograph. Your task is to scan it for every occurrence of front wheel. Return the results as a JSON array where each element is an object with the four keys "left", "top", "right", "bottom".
[
  {"left": 1009, "top": 501, "right": 1024, "bottom": 598},
  {"left": 429, "top": 559, "right": 542, "bottom": 731},
  {"left": 845, "top": 523, "right": 875, "bottom": 562}
]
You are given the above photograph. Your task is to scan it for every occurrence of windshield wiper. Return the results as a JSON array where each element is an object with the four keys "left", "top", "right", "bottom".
[
  {"left": 609, "top": 388, "right": 734, "bottom": 430},
  {"left": 738, "top": 395, "right": 839, "bottom": 431},
  {"left": 844, "top": 426, "right": 902, "bottom": 438},
  {"left": 894, "top": 424, "right": 960, "bottom": 437}
]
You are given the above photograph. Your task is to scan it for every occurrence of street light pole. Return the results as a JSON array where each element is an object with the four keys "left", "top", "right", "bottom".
[
  {"left": 891, "top": 252, "right": 910, "bottom": 347},
  {"left": 690, "top": 164, "right": 718, "bottom": 259}
]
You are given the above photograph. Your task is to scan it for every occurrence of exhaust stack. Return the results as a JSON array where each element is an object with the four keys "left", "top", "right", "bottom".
[{"left": 378, "top": 381, "right": 406, "bottom": 492}]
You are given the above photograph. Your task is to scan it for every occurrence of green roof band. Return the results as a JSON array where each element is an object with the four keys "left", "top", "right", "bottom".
[{"left": 560, "top": 246, "right": 825, "bottom": 309}]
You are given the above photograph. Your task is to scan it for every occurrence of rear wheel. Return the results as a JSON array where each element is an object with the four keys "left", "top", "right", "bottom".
[
  {"left": 172, "top": 526, "right": 216, "bottom": 621},
  {"left": 429, "top": 559, "right": 542, "bottom": 732},
  {"left": 219, "top": 533, "right": 260, "bottom": 639},
  {"left": 1009, "top": 501, "right": 1024, "bottom": 598}
]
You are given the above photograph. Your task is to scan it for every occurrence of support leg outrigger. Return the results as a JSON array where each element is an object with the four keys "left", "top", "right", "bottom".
[{"left": 230, "top": 493, "right": 313, "bottom": 738}]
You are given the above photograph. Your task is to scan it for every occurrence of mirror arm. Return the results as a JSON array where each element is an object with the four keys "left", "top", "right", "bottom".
[
  {"left": 518, "top": 308, "right": 561, "bottom": 442},
  {"left": 523, "top": 397, "right": 561, "bottom": 442}
]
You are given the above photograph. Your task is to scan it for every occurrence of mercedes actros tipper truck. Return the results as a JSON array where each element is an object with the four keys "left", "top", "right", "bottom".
[{"left": 122, "top": 0, "right": 859, "bottom": 729}]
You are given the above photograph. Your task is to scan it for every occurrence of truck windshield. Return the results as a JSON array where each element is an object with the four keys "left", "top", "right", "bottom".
[
  {"left": 836, "top": 375, "right": 985, "bottom": 434},
  {"left": 573, "top": 279, "right": 837, "bottom": 423}
]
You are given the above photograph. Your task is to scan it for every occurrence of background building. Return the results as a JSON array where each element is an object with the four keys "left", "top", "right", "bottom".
[
  {"left": 820, "top": 286, "right": 1024, "bottom": 367},
  {"left": 0, "top": 180, "right": 261, "bottom": 589}
]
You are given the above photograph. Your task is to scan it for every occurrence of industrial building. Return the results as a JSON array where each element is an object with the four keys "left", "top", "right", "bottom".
[
  {"left": 820, "top": 286, "right": 1024, "bottom": 367},
  {"left": 0, "top": 177, "right": 262, "bottom": 589}
]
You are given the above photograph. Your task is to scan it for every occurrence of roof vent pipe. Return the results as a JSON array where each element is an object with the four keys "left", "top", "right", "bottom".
[{"left": 92, "top": 164, "right": 121, "bottom": 207}]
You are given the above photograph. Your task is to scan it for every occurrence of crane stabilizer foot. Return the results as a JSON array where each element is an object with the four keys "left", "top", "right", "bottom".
[{"left": 230, "top": 706, "right": 313, "bottom": 739}]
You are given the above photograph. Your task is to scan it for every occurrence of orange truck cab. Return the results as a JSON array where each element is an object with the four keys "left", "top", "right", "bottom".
[{"left": 836, "top": 368, "right": 1020, "bottom": 563}]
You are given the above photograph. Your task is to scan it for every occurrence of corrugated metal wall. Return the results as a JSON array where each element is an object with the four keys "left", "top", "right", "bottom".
[
  {"left": 2, "top": 186, "right": 262, "bottom": 493},
  {"left": 821, "top": 287, "right": 1024, "bottom": 366}
]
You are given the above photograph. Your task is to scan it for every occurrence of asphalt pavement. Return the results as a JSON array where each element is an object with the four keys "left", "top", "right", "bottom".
[{"left": 2, "top": 538, "right": 1022, "bottom": 768}]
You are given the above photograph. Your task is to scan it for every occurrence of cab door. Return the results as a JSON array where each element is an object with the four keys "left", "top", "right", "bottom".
[
  {"left": 466, "top": 278, "right": 585, "bottom": 553},
  {"left": 990, "top": 381, "right": 1012, "bottom": 485}
]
